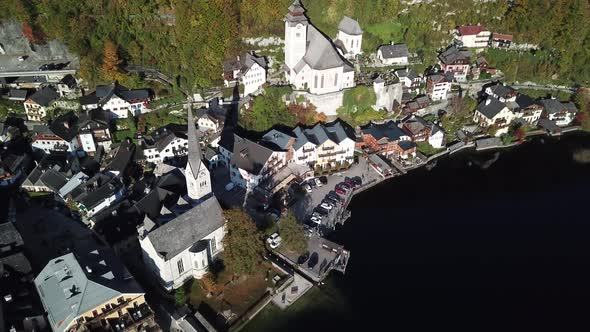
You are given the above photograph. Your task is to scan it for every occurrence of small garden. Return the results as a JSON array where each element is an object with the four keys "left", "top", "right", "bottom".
[
  {"left": 416, "top": 142, "right": 445, "bottom": 157},
  {"left": 336, "top": 86, "right": 390, "bottom": 126}
]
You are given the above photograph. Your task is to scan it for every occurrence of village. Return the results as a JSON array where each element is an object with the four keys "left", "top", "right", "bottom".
[{"left": 0, "top": 1, "right": 587, "bottom": 332}]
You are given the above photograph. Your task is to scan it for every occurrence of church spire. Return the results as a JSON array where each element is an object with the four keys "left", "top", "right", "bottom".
[{"left": 186, "top": 102, "right": 202, "bottom": 178}]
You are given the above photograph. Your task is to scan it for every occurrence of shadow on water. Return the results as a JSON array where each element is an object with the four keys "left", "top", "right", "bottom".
[{"left": 253, "top": 133, "right": 590, "bottom": 332}]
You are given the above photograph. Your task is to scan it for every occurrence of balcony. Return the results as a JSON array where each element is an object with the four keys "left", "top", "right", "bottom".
[
  {"left": 302, "top": 148, "right": 315, "bottom": 153},
  {"left": 318, "top": 150, "right": 345, "bottom": 158},
  {"left": 83, "top": 302, "right": 156, "bottom": 332}
]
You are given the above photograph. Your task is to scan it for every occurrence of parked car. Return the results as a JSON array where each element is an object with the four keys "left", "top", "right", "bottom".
[
  {"left": 312, "top": 212, "right": 323, "bottom": 219},
  {"left": 318, "top": 176, "right": 328, "bottom": 185},
  {"left": 320, "top": 202, "right": 333, "bottom": 210},
  {"left": 298, "top": 251, "right": 310, "bottom": 265},
  {"left": 314, "top": 178, "right": 323, "bottom": 187},
  {"left": 327, "top": 192, "right": 343, "bottom": 202},
  {"left": 224, "top": 182, "right": 235, "bottom": 191},
  {"left": 335, "top": 187, "right": 346, "bottom": 195},
  {"left": 352, "top": 176, "right": 362, "bottom": 185},
  {"left": 325, "top": 196, "right": 341, "bottom": 206},
  {"left": 307, "top": 252, "right": 319, "bottom": 269},
  {"left": 304, "top": 184, "right": 312, "bottom": 193},
  {"left": 338, "top": 183, "right": 351, "bottom": 192},
  {"left": 315, "top": 207, "right": 329, "bottom": 216},
  {"left": 17, "top": 56, "right": 27, "bottom": 61},
  {"left": 308, "top": 180, "right": 317, "bottom": 188},
  {"left": 310, "top": 216, "right": 322, "bottom": 224},
  {"left": 267, "top": 233, "right": 282, "bottom": 249},
  {"left": 267, "top": 208, "right": 281, "bottom": 221}
]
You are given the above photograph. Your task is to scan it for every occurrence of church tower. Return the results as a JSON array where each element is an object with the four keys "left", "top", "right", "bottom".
[
  {"left": 284, "top": 0, "right": 308, "bottom": 71},
  {"left": 185, "top": 103, "right": 211, "bottom": 202}
]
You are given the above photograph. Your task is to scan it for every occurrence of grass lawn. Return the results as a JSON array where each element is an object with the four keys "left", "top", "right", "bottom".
[
  {"left": 27, "top": 191, "right": 51, "bottom": 198},
  {"left": 416, "top": 141, "right": 445, "bottom": 156},
  {"left": 113, "top": 129, "right": 135, "bottom": 142},
  {"left": 189, "top": 261, "right": 285, "bottom": 320},
  {"left": 365, "top": 19, "right": 404, "bottom": 46},
  {"left": 337, "top": 86, "right": 390, "bottom": 126},
  {"left": 150, "top": 93, "right": 186, "bottom": 108}
]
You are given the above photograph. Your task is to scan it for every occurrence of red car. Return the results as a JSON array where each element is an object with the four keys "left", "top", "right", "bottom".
[{"left": 335, "top": 187, "right": 346, "bottom": 195}]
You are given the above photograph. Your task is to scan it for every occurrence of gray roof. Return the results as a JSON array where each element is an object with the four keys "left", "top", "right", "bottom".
[
  {"left": 285, "top": 0, "right": 308, "bottom": 26},
  {"left": 438, "top": 46, "right": 471, "bottom": 65},
  {"left": 34, "top": 252, "right": 143, "bottom": 332},
  {"left": 0, "top": 222, "right": 24, "bottom": 248},
  {"left": 58, "top": 172, "right": 89, "bottom": 197},
  {"left": 476, "top": 97, "right": 508, "bottom": 120},
  {"left": 261, "top": 129, "right": 295, "bottom": 150},
  {"left": 38, "top": 169, "right": 68, "bottom": 192},
  {"left": 146, "top": 195, "right": 225, "bottom": 260},
  {"left": 9, "top": 88, "right": 28, "bottom": 100},
  {"left": 395, "top": 68, "right": 419, "bottom": 81},
  {"left": 223, "top": 53, "right": 267, "bottom": 74},
  {"left": 28, "top": 86, "right": 59, "bottom": 106},
  {"left": 95, "top": 83, "right": 149, "bottom": 105},
  {"left": 186, "top": 104, "right": 204, "bottom": 179},
  {"left": 49, "top": 111, "right": 79, "bottom": 142},
  {"left": 488, "top": 83, "right": 516, "bottom": 99},
  {"left": 338, "top": 16, "right": 362, "bottom": 35},
  {"left": 231, "top": 135, "right": 275, "bottom": 175},
  {"left": 378, "top": 43, "right": 409, "bottom": 59},
  {"left": 294, "top": 24, "right": 353, "bottom": 72},
  {"left": 361, "top": 121, "right": 407, "bottom": 142},
  {"left": 291, "top": 121, "right": 354, "bottom": 150},
  {"left": 538, "top": 99, "right": 577, "bottom": 114}
]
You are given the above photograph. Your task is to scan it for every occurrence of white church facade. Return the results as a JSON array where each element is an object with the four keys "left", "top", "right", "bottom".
[
  {"left": 139, "top": 103, "right": 225, "bottom": 291},
  {"left": 284, "top": 0, "right": 357, "bottom": 115}
]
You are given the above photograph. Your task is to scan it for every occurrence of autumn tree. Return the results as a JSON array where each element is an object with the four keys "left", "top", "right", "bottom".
[
  {"left": 200, "top": 273, "right": 219, "bottom": 294},
  {"left": 278, "top": 212, "right": 307, "bottom": 255},
  {"left": 222, "top": 208, "right": 265, "bottom": 276},
  {"left": 101, "top": 40, "right": 123, "bottom": 82}
]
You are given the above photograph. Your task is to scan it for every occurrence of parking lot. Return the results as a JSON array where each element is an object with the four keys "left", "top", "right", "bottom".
[{"left": 291, "top": 157, "right": 382, "bottom": 230}]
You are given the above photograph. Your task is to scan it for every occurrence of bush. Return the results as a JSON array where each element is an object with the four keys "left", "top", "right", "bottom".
[{"left": 174, "top": 287, "right": 187, "bottom": 306}]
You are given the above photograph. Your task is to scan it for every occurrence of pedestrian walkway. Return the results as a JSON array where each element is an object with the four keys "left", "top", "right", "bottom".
[{"left": 271, "top": 273, "right": 313, "bottom": 310}]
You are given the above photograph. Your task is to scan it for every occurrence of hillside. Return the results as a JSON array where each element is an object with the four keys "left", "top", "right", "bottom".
[{"left": 1, "top": 0, "right": 588, "bottom": 87}]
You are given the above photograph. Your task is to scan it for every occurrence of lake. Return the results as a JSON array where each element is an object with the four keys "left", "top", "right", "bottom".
[{"left": 243, "top": 133, "right": 590, "bottom": 332}]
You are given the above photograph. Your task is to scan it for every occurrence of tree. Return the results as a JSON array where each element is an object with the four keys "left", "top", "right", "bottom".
[
  {"left": 222, "top": 208, "right": 264, "bottom": 275},
  {"left": 101, "top": 40, "right": 123, "bottom": 82},
  {"left": 200, "top": 273, "right": 219, "bottom": 295},
  {"left": 126, "top": 111, "right": 137, "bottom": 133},
  {"left": 174, "top": 287, "right": 187, "bottom": 306},
  {"left": 278, "top": 212, "right": 307, "bottom": 255}
]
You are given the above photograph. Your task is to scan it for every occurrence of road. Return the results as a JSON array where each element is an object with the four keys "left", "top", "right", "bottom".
[{"left": 0, "top": 68, "right": 76, "bottom": 77}]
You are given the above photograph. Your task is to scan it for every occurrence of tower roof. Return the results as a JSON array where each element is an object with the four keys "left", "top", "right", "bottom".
[
  {"left": 285, "top": 0, "right": 308, "bottom": 25},
  {"left": 288, "top": 0, "right": 305, "bottom": 14},
  {"left": 186, "top": 103, "right": 202, "bottom": 178}
]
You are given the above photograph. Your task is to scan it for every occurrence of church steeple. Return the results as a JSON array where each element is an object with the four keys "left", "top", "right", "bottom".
[{"left": 185, "top": 103, "right": 211, "bottom": 202}]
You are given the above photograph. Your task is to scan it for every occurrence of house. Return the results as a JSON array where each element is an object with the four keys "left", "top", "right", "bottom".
[
  {"left": 23, "top": 86, "right": 60, "bottom": 121},
  {"left": 358, "top": 121, "right": 412, "bottom": 157},
  {"left": 21, "top": 168, "right": 68, "bottom": 193},
  {"left": 538, "top": 99, "right": 578, "bottom": 126},
  {"left": 291, "top": 121, "right": 356, "bottom": 170},
  {"left": 395, "top": 68, "right": 422, "bottom": 91},
  {"left": 506, "top": 94, "right": 543, "bottom": 125},
  {"left": 454, "top": 25, "right": 491, "bottom": 48},
  {"left": 105, "top": 139, "right": 137, "bottom": 177},
  {"left": 373, "top": 76, "right": 403, "bottom": 112},
  {"left": 142, "top": 126, "right": 189, "bottom": 163},
  {"left": 426, "top": 72, "right": 454, "bottom": 101},
  {"left": 78, "top": 108, "right": 113, "bottom": 154},
  {"left": 334, "top": 16, "right": 363, "bottom": 58},
  {"left": 8, "top": 88, "right": 28, "bottom": 102},
  {"left": 31, "top": 112, "right": 80, "bottom": 154},
  {"left": 222, "top": 52, "right": 267, "bottom": 96},
  {"left": 196, "top": 108, "right": 225, "bottom": 132},
  {"left": 491, "top": 33, "right": 513, "bottom": 48},
  {"left": 472, "top": 97, "right": 515, "bottom": 135},
  {"left": 438, "top": 46, "right": 471, "bottom": 82},
  {"left": 404, "top": 95, "right": 431, "bottom": 114},
  {"left": 34, "top": 252, "right": 157, "bottom": 332},
  {"left": 476, "top": 56, "right": 489, "bottom": 69},
  {"left": 138, "top": 195, "right": 225, "bottom": 291},
  {"left": 284, "top": 0, "right": 355, "bottom": 95},
  {"left": 68, "top": 174, "right": 125, "bottom": 219},
  {"left": 217, "top": 130, "right": 235, "bottom": 168},
  {"left": 485, "top": 82, "right": 518, "bottom": 102},
  {"left": 230, "top": 134, "right": 286, "bottom": 190},
  {"left": 80, "top": 83, "right": 150, "bottom": 119},
  {"left": 401, "top": 116, "right": 433, "bottom": 142},
  {"left": 57, "top": 74, "right": 80, "bottom": 98},
  {"left": 377, "top": 42, "right": 409, "bottom": 65}
]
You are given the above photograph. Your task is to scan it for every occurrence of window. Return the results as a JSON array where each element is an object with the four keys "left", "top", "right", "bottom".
[
  {"left": 177, "top": 259, "right": 184, "bottom": 274},
  {"left": 314, "top": 75, "right": 318, "bottom": 89},
  {"left": 321, "top": 75, "right": 324, "bottom": 89},
  {"left": 296, "top": 33, "right": 301, "bottom": 38},
  {"left": 202, "top": 259, "right": 206, "bottom": 268},
  {"left": 211, "top": 237, "right": 217, "bottom": 252},
  {"left": 334, "top": 73, "right": 338, "bottom": 87}
]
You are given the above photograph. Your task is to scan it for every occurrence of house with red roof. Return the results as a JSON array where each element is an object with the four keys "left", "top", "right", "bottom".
[
  {"left": 491, "top": 33, "right": 513, "bottom": 48},
  {"left": 454, "top": 25, "right": 491, "bottom": 48}
]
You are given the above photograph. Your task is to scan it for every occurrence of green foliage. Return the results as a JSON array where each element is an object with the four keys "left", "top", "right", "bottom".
[
  {"left": 336, "top": 86, "right": 386, "bottom": 126},
  {"left": 278, "top": 212, "right": 307, "bottom": 255},
  {"left": 222, "top": 208, "right": 265, "bottom": 276},
  {"left": 174, "top": 287, "right": 187, "bottom": 306},
  {"left": 440, "top": 97, "right": 477, "bottom": 135},
  {"left": 0, "top": 99, "right": 25, "bottom": 119},
  {"left": 113, "top": 130, "right": 133, "bottom": 143},
  {"left": 239, "top": 86, "right": 296, "bottom": 131},
  {"left": 416, "top": 141, "right": 444, "bottom": 156}
]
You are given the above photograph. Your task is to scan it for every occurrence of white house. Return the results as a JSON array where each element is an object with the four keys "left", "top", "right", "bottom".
[
  {"left": 291, "top": 121, "right": 356, "bottom": 169},
  {"left": 80, "top": 83, "right": 150, "bottom": 119},
  {"left": 539, "top": 99, "right": 578, "bottom": 127},
  {"left": 455, "top": 25, "right": 491, "bottom": 48},
  {"left": 222, "top": 53, "right": 267, "bottom": 96},
  {"left": 31, "top": 112, "right": 80, "bottom": 155},
  {"left": 335, "top": 16, "right": 363, "bottom": 58},
  {"left": 507, "top": 95, "right": 544, "bottom": 126},
  {"left": 143, "top": 131, "right": 188, "bottom": 163},
  {"left": 377, "top": 43, "right": 409, "bottom": 65},
  {"left": 428, "top": 124, "right": 445, "bottom": 148},
  {"left": 473, "top": 97, "right": 516, "bottom": 136},
  {"left": 284, "top": 0, "right": 355, "bottom": 95},
  {"left": 56, "top": 74, "right": 80, "bottom": 98},
  {"left": 438, "top": 46, "right": 471, "bottom": 82},
  {"left": 426, "top": 72, "right": 453, "bottom": 101},
  {"left": 196, "top": 108, "right": 224, "bottom": 133},
  {"left": 24, "top": 86, "right": 60, "bottom": 121},
  {"left": 229, "top": 134, "right": 286, "bottom": 191},
  {"left": 485, "top": 83, "right": 518, "bottom": 103},
  {"left": 395, "top": 68, "right": 422, "bottom": 92}
]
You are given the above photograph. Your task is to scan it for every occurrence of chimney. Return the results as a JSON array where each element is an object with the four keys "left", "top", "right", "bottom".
[
  {"left": 63, "top": 122, "right": 69, "bottom": 129},
  {"left": 485, "top": 99, "right": 491, "bottom": 106},
  {"left": 85, "top": 266, "right": 93, "bottom": 273}
]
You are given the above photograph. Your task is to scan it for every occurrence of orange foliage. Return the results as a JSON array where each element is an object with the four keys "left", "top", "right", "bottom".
[
  {"left": 287, "top": 102, "right": 319, "bottom": 125},
  {"left": 101, "top": 40, "right": 123, "bottom": 81}
]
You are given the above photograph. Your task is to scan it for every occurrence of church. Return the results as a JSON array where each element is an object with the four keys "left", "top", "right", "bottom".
[
  {"left": 284, "top": 0, "right": 356, "bottom": 95},
  {"left": 138, "top": 103, "right": 225, "bottom": 291}
]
